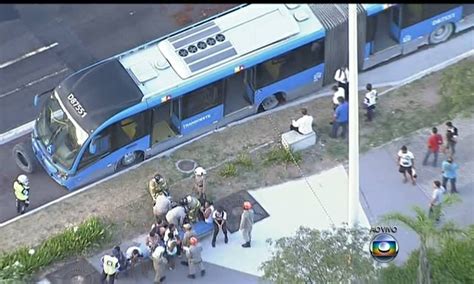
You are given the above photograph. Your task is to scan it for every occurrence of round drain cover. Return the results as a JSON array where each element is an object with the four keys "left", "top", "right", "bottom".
[{"left": 176, "top": 159, "right": 197, "bottom": 174}]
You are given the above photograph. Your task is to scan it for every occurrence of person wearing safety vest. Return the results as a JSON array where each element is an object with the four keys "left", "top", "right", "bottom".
[
  {"left": 13, "top": 174, "right": 30, "bottom": 214},
  {"left": 100, "top": 254, "right": 120, "bottom": 284},
  {"left": 184, "top": 195, "right": 201, "bottom": 223},
  {"left": 148, "top": 173, "right": 170, "bottom": 203}
]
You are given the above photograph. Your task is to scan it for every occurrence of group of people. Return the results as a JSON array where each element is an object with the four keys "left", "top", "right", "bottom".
[
  {"left": 395, "top": 121, "right": 460, "bottom": 221},
  {"left": 100, "top": 166, "right": 256, "bottom": 283}
]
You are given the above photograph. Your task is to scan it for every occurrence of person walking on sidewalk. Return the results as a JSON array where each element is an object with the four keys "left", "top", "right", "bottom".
[
  {"left": 445, "top": 121, "right": 458, "bottom": 156},
  {"left": 442, "top": 157, "right": 459, "bottom": 193},
  {"left": 331, "top": 97, "right": 349, "bottom": 139},
  {"left": 151, "top": 246, "right": 168, "bottom": 283},
  {"left": 240, "top": 201, "right": 254, "bottom": 248},
  {"left": 397, "top": 145, "right": 417, "bottom": 185},
  {"left": 363, "top": 83, "right": 378, "bottom": 122},
  {"left": 186, "top": 237, "right": 206, "bottom": 279},
  {"left": 428, "top": 180, "right": 445, "bottom": 222},
  {"left": 211, "top": 206, "right": 229, "bottom": 247},
  {"left": 100, "top": 253, "right": 120, "bottom": 284},
  {"left": 422, "top": 127, "right": 443, "bottom": 167},
  {"left": 13, "top": 174, "right": 30, "bottom": 215}
]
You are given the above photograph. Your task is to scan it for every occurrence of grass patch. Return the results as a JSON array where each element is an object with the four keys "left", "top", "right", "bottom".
[
  {"left": 263, "top": 145, "right": 302, "bottom": 166},
  {"left": 0, "top": 217, "right": 110, "bottom": 281},
  {"left": 234, "top": 153, "right": 254, "bottom": 169},
  {"left": 219, "top": 163, "right": 238, "bottom": 178},
  {"left": 326, "top": 141, "right": 349, "bottom": 161}
]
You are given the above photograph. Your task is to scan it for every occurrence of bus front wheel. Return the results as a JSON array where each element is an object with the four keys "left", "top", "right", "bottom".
[
  {"left": 429, "top": 23, "right": 454, "bottom": 45},
  {"left": 12, "top": 142, "right": 37, "bottom": 173},
  {"left": 118, "top": 151, "right": 143, "bottom": 170}
]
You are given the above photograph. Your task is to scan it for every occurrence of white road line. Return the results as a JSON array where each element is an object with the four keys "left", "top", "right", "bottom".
[
  {"left": 0, "top": 42, "right": 59, "bottom": 69},
  {"left": 0, "top": 68, "right": 68, "bottom": 99},
  {"left": 0, "top": 50, "right": 472, "bottom": 227}
]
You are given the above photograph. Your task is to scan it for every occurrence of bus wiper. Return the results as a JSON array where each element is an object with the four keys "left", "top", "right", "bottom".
[{"left": 48, "top": 124, "right": 65, "bottom": 148}]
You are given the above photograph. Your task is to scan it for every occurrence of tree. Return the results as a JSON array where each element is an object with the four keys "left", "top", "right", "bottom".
[
  {"left": 381, "top": 195, "right": 463, "bottom": 284},
  {"left": 259, "top": 225, "right": 378, "bottom": 284}
]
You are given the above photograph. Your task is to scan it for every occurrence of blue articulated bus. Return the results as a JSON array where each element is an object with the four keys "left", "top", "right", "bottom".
[{"left": 13, "top": 4, "right": 473, "bottom": 190}]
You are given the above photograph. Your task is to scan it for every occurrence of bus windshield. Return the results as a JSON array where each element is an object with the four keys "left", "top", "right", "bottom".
[{"left": 36, "top": 92, "right": 89, "bottom": 170}]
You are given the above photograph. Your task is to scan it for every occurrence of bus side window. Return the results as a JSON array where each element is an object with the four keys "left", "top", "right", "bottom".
[{"left": 181, "top": 80, "right": 224, "bottom": 120}]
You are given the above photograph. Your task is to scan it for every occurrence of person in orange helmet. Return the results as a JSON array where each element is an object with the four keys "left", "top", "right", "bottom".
[
  {"left": 239, "top": 201, "right": 254, "bottom": 248},
  {"left": 185, "top": 237, "right": 206, "bottom": 279}
]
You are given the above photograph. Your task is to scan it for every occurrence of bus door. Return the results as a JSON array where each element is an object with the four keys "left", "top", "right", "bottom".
[
  {"left": 173, "top": 80, "right": 225, "bottom": 136},
  {"left": 222, "top": 68, "right": 254, "bottom": 117},
  {"left": 363, "top": 5, "right": 403, "bottom": 69}
]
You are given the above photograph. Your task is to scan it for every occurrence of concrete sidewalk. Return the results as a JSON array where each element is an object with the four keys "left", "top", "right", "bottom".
[{"left": 360, "top": 116, "right": 474, "bottom": 264}]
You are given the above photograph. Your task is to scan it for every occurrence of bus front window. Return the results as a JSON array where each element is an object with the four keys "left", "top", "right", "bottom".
[{"left": 36, "top": 92, "right": 88, "bottom": 170}]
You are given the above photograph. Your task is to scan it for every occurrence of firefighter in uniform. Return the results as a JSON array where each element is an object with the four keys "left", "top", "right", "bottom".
[
  {"left": 148, "top": 173, "right": 170, "bottom": 203},
  {"left": 13, "top": 174, "right": 30, "bottom": 214},
  {"left": 184, "top": 195, "right": 201, "bottom": 223},
  {"left": 100, "top": 253, "right": 120, "bottom": 284}
]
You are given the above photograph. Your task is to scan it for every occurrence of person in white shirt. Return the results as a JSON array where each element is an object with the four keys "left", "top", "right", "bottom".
[
  {"left": 211, "top": 206, "right": 228, "bottom": 247},
  {"left": 290, "top": 108, "right": 314, "bottom": 135},
  {"left": 363, "top": 83, "right": 378, "bottom": 121},
  {"left": 429, "top": 180, "right": 445, "bottom": 222},
  {"left": 334, "top": 66, "right": 349, "bottom": 101},
  {"left": 200, "top": 200, "right": 214, "bottom": 224},
  {"left": 397, "top": 145, "right": 416, "bottom": 185},
  {"left": 332, "top": 85, "right": 345, "bottom": 110}
]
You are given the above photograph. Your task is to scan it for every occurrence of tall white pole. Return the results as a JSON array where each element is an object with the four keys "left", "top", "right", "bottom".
[{"left": 348, "top": 4, "right": 359, "bottom": 228}]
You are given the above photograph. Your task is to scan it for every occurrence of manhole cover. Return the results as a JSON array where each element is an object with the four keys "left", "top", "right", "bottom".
[{"left": 176, "top": 159, "right": 197, "bottom": 174}]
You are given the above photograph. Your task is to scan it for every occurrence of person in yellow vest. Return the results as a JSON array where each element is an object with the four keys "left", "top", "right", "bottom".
[
  {"left": 184, "top": 195, "right": 201, "bottom": 223},
  {"left": 13, "top": 174, "right": 30, "bottom": 214},
  {"left": 100, "top": 253, "right": 120, "bottom": 284},
  {"left": 148, "top": 173, "right": 170, "bottom": 203}
]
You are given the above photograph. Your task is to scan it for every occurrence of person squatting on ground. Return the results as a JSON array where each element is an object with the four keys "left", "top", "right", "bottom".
[
  {"left": 13, "top": 174, "right": 30, "bottom": 215},
  {"left": 193, "top": 167, "right": 207, "bottom": 205},
  {"left": 185, "top": 237, "right": 206, "bottom": 279},
  {"left": 397, "top": 145, "right": 417, "bottom": 185},
  {"left": 422, "top": 127, "right": 443, "bottom": 167},
  {"left": 184, "top": 195, "right": 201, "bottom": 223},
  {"left": 429, "top": 180, "right": 445, "bottom": 222},
  {"left": 151, "top": 246, "right": 168, "bottom": 283},
  {"left": 331, "top": 96, "right": 349, "bottom": 139},
  {"left": 240, "top": 201, "right": 254, "bottom": 248},
  {"left": 125, "top": 246, "right": 144, "bottom": 270},
  {"left": 153, "top": 195, "right": 171, "bottom": 222},
  {"left": 211, "top": 206, "right": 229, "bottom": 247},
  {"left": 363, "top": 83, "right": 378, "bottom": 122},
  {"left": 334, "top": 66, "right": 349, "bottom": 101},
  {"left": 148, "top": 173, "right": 170, "bottom": 203},
  {"left": 442, "top": 156, "right": 459, "bottom": 194},
  {"left": 290, "top": 108, "right": 314, "bottom": 135},
  {"left": 100, "top": 253, "right": 120, "bottom": 284},
  {"left": 445, "top": 121, "right": 458, "bottom": 156}
]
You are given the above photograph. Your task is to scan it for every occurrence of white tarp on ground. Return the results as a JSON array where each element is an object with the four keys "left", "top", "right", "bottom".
[{"left": 200, "top": 165, "right": 371, "bottom": 277}]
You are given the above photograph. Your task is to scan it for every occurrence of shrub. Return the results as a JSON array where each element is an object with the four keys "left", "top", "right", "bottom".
[
  {"left": 0, "top": 217, "right": 109, "bottom": 281},
  {"left": 219, "top": 163, "right": 238, "bottom": 178},
  {"left": 263, "top": 145, "right": 302, "bottom": 166},
  {"left": 234, "top": 153, "right": 253, "bottom": 169}
]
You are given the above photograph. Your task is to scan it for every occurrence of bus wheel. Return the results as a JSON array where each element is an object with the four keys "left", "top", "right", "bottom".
[
  {"left": 429, "top": 23, "right": 454, "bottom": 44},
  {"left": 119, "top": 151, "right": 143, "bottom": 169},
  {"left": 12, "top": 142, "right": 37, "bottom": 173},
  {"left": 259, "top": 95, "right": 279, "bottom": 112}
]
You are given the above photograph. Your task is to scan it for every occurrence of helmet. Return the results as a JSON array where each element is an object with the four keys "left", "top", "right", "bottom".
[
  {"left": 243, "top": 201, "right": 252, "bottom": 210},
  {"left": 154, "top": 174, "right": 164, "bottom": 184},
  {"left": 152, "top": 246, "right": 165, "bottom": 258},
  {"left": 18, "top": 175, "right": 29, "bottom": 187},
  {"left": 194, "top": 167, "right": 206, "bottom": 176},
  {"left": 186, "top": 195, "right": 192, "bottom": 203},
  {"left": 190, "top": 237, "right": 198, "bottom": 245}
]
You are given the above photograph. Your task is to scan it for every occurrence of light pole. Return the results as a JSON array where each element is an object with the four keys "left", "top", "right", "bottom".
[{"left": 348, "top": 4, "right": 359, "bottom": 228}]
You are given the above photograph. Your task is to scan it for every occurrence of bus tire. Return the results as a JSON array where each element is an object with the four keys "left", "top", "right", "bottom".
[
  {"left": 12, "top": 142, "right": 37, "bottom": 173},
  {"left": 118, "top": 151, "right": 143, "bottom": 169},
  {"left": 259, "top": 95, "right": 279, "bottom": 112},
  {"left": 429, "top": 23, "right": 454, "bottom": 45}
]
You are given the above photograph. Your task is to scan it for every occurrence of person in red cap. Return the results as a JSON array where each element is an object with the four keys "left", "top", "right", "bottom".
[
  {"left": 239, "top": 201, "right": 254, "bottom": 248},
  {"left": 185, "top": 237, "right": 206, "bottom": 279}
]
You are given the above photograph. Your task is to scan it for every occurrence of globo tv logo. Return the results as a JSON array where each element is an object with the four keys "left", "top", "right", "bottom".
[{"left": 369, "top": 233, "right": 399, "bottom": 263}]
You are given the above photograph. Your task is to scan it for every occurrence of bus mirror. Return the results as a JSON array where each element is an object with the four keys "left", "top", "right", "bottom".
[
  {"left": 34, "top": 95, "right": 39, "bottom": 107},
  {"left": 89, "top": 140, "right": 97, "bottom": 155}
]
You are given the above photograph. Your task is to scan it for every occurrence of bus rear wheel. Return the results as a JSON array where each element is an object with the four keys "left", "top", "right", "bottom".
[
  {"left": 429, "top": 23, "right": 454, "bottom": 44},
  {"left": 118, "top": 151, "right": 143, "bottom": 170},
  {"left": 12, "top": 142, "right": 37, "bottom": 173},
  {"left": 259, "top": 95, "right": 279, "bottom": 112}
]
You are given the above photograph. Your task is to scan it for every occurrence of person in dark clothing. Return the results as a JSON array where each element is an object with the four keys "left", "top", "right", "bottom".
[
  {"left": 445, "top": 121, "right": 458, "bottom": 156},
  {"left": 211, "top": 206, "right": 228, "bottom": 248},
  {"left": 112, "top": 246, "right": 128, "bottom": 276},
  {"left": 331, "top": 97, "right": 349, "bottom": 139}
]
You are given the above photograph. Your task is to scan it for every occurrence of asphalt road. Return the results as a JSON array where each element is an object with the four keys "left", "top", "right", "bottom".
[
  {"left": 0, "top": 4, "right": 237, "bottom": 134},
  {"left": 0, "top": 4, "right": 237, "bottom": 222}
]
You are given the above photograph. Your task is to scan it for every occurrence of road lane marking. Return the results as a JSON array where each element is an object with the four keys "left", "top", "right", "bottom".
[
  {"left": 0, "top": 68, "right": 68, "bottom": 99},
  {"left": 0, "top": 42, "right": 59, "bottom": 69}
]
